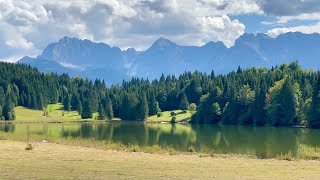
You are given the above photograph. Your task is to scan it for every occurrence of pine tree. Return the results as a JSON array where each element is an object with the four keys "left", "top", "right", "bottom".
[
  {"left": 71, "top": 93, "right": 79, "bottom": 111},
  {"left": 179, "top": 93, "right": 189, "bottom": 110},
  {"left": 0, "top": 87, "right": 5, "bottom": 108},
  {"left": 149, "top": 93, "right": 161, "bottom": 116},
  {"left": 81, "top": 100, "right": 92, "bottom": 119},
  {"left": 120, "top": 93, "right": 138, "bottom": 120},
  {"left": 3, "top": 95, "right": 15, "bottom": 121},
  {"left": 308, "top": 75, "right": 320, "bottom": 127},
  {"left": 0, "top": 105, "right": 3, "bottom": 120},
  {"left": 77, "top": 99, "right": 83, "bottom": 115},
  {"left": 138, "top": 93, "right": 149, "bottom": 121},
  {"left": 97, "top": 103, "right": 106, "bottom": 120},
  {"left": 63, "top": 94, "right": 71, "bottom": 112},
  {"left": 105, "top": 99, "right": 114, "bottom": 120},
  {"left": 37, "top": 94, "right": 44, "bottom": 110}
]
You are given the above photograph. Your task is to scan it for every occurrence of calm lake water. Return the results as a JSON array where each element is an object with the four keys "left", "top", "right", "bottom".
[{"left": 1, "top": 122, "right": 320, "bottom": 158}]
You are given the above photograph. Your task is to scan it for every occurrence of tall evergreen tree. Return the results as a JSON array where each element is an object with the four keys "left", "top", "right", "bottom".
[
  {"left": 81, "top": 100, "right": 92, "bottom": 119},
  {"left": 137, "top": 93, "right": 149, "bottom": 121},
  {"left": 77, "top": 98, "right": 83, "bottom": 115},
  {"left": 105, "top": 98, "right": 114, "bottom": 120},
  {"left": 63, "top": 94, "right": 71, "bottom": 112},
  {"left": 149, "top": 93, "right": 161, "bottom": 116},
  {"left": 179, "top": 93, "right": 189, "bottom": 110},
  {"left": 97, "top": 103, "right": 106, "bottom": 120},
  {"left": 308, "top": 75, "right": 320, "bottom": 127},
  {"left": 2, "top": 95, "right": 15, "bottom": 121}
]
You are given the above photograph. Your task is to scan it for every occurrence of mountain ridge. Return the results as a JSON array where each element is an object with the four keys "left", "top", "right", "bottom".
[{"left": 18, "top": 32, "right": 320, "bottom": 84}]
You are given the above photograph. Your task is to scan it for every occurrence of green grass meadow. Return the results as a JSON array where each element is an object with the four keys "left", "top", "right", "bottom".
[
  {"left": 147, "top": 110, "right": 193, "bottom": 123},
  {"left": 13, "top": 103, "right": 115, "bottom": 123},
  {"left": 11, "top": 104, "right": 192, "bottom": 123}
]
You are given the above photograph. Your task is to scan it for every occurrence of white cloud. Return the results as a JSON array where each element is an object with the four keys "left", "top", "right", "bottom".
[
  {"left": 5, "top": 38, "right": 33, "bottom": 49},
  {"left": 276, "top": 13, "right": 320, "bottom": 24},
  {"left": 0, "top": 0, "right": 257, "bottom": 61},
  {"left": 3, "top": 0, "right": 320, "bottom": 63},
  {"left": 266, "top": 23, "right": 320, "bottom": 37},
  {"left": 197, "top": 15, "right": 245, "bottom": 47}
]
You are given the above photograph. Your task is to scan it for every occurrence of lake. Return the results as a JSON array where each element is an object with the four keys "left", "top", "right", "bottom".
[{"left": 1, "top": 122, "right": 320, "bottom": 158}]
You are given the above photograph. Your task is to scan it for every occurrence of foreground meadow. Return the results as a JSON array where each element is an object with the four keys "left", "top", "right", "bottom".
[{"left": 0, "top": 140, "right": 320, "bottom": 179}]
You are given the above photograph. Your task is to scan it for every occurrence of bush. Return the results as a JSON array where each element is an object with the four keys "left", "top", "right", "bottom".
[
  {"left": 298, "top": 144, "right": 320, "bottom": 160},
  {"left": 157, "top": 112, "right": 162, "bottom": 117},
  {"left": 189, "top": 103, "right": 197, "bottom": 112},
  {"left": 276, "top": 150, "right": 293, "bottom": 161},
  {"left": 170, "top": 111, "right": 177, "bottom": 117}
]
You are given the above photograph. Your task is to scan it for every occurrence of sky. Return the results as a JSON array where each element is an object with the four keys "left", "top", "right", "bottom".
[{"left": 1, "top": 0, "right": 320, "bottom": 62}]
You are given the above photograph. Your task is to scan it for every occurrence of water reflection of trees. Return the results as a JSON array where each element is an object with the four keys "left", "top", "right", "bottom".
[
  {"left": 51, "top": 123, "right": 320, "bottom": 157},
  {"left": 193, "top": 125, "right": 300, "bottom": 158},
  {"left": 0, "top": 123, "right": 15, "bottom": 133},
  {"left": 2, "top": 122, "right": 318, "bottom": 158},
  {"left": 60, "top": 123, "right": 197, "bottom": 151}
]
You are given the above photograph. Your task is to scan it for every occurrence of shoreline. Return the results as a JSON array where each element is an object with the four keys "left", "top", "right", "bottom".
[
  {"left": 0, "top": 129, "right": 319, "bottom": 161},
  {"left": 0, "top": 119, "right": 311, "bottom": 129}
]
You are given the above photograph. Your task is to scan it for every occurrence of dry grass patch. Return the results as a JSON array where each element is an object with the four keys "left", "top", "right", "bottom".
[
  {"left": 298, "top": 144, "right": 320, "bottom": 160},
  {"left": 1, "top": 140, "right": 320, "bottom": 179}
]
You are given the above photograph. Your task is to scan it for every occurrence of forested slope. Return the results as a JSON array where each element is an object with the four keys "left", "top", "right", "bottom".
[{"left": 1, "top": 62, "right": 320, "bottom": 128}]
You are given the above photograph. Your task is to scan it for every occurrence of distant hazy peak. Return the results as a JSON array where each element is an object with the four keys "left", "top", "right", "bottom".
[
  {"left": 203, "top": 41, "right": 226, "bottom": 48},
  {"left": 150, "top": 37, "right": 177, "bottom": 49}
]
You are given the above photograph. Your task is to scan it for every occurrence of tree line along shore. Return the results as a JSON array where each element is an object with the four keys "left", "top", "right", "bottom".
[{"left": 1, "top": 61, "right": 320, "bottom": 128}]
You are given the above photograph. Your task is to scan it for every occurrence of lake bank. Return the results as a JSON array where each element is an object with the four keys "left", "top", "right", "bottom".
[{"left": 1, "top": 140, "right": 320, "bottom": 179}]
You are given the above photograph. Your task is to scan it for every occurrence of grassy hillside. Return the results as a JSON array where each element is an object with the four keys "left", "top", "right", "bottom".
[
  {"left": 11, "top": 104, "right": 191, "bottom": 123},
  {"left": 14, "top": 103, "right": 99, "bottom": 122},
  {"left": 147, "top": 110, "right": 193, "bottom": 123}
]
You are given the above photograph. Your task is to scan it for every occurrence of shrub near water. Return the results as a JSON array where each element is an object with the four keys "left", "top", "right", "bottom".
[
  {"left": 276, "top": 150, "right": 294, "bottom": 161},
  {"left": 298, "top": 144, "right": 320, "bottom": 160}
]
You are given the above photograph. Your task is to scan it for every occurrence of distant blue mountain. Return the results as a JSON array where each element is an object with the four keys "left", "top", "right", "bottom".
[{"left": 18, "top": 32, "right": 320, "bottom": 84}]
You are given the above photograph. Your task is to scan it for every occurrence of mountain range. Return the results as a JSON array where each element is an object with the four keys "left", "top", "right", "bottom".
[{"left": 18, "top": 32, "right": 320, "bottom": 84}]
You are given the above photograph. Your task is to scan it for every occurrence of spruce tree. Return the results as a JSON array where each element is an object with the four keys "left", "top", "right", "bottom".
[
  {"left": 71, "top": 93, "right": 79, "bottom": 111},
  {"left": 0, "top": 105, "right": 3, "bottom": 120},
  {"left": 149, "top": 93, "right": 161, "bottom": 116},
  {"left": 63, "top": 94, "right": 71, "bottom": 112},
  {"left": 0, "top": 87, "right": 5, "bottom": 107},
  {"left": 3, "top": 96, "right": 15, "bottom": 121},
  {"left": 81, "top": 100, "right": 92, "bottom": 119},
  {"left": 308, "top": 75, "right": 320, "bottom": 127},
  {"left": 138, "top": 93, "right": 149, "bottom": 121},
  {"left": 77, "top": 99, "right": 83, "bottom": 115},
  {"left": 97, "top": 104, "right": 106, "bottom": 120},
  {"left": 179, "top": 93, "right": 189, "bottom": 110},
  {"left": 105, "top": 99, "right": 114, "bottom": 120}
]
